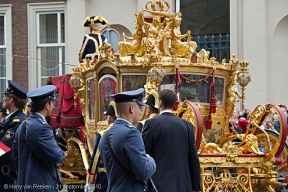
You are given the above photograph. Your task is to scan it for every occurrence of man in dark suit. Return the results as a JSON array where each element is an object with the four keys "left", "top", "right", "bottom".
[
  {"left": 14, "top": 85, "right": 65, "bottom": 192},
  {"left": 142, "top": 89, "right": 201, "bottom": 192},
  {"left": 0, "top": 80, "right": 27, "bottom": 192},
  {"left": 79, "top": 15, "right": 110, "bottom": 63},
  {"left": 99, "top": 88, "right": 156, "bottom": 192},
  {"left": 85, "top": 101, "right": 117, "bottom": 192}
]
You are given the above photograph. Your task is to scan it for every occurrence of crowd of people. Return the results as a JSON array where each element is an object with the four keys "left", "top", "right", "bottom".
[{"left": 229, "top": 104, "right": 288, "bottom": 136}]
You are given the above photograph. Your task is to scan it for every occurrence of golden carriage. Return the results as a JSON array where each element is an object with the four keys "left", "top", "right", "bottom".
[{"left": 57, "top": 0, "right": 288, "bottom": 191}]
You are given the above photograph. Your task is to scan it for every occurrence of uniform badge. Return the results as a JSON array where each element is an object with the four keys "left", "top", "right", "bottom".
[
  {"left": 5, "top": 130, "right": 15, "bottom": 140},
  {"left": 13, "top": 118, "right": 20, "bottom": 123}
]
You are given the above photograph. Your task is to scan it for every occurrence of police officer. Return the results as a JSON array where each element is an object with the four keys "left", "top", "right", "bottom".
[
  {"left": 99, "top": 88, "right": 156, "bottom": 192},
  {"left": 136, "top": 90, "right": 159, "bottom": 133},
  {"left": 79, "top": 15, "right": 110, "bottom": 63},
  {"left": 14, "top": 85, "right": 65, "bottom": 192},
  {"left": 85, "top": 101, "right": 117, "bottom": 192},
  {"left": 0, "top": 80, "right": 27, "bottom": 191}
]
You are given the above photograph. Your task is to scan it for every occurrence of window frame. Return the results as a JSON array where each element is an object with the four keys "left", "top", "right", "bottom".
[
  {"left": 0, "top": 4, "right": 12, "bottom": 101},
  {"left": 27, "top": 2, "right": 65, "bottom": 89}
]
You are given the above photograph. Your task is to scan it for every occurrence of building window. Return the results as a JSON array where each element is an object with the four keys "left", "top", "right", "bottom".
[
  {"left": 28, "top": 2, "right": 65, "bottom": 89},
  {"left": 37, "top": 12, "right": 65, "bottom": 85},
  {"left": 179, "top": 0, "right": 230, "bottom": 61},
  {"left": 0, "top": 5, "right": 12, "bottom": 101}
]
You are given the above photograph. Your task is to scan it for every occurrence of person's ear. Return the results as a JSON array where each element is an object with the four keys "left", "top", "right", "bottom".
[
  {"left": 129, "top": 104, "right": 134, "bottom": 114},
  {"left": 45, "top": 102, "right": 50, "bottom": 110},
  {"left": 158, "top": 100, "right": 162, "bottom": 108}
]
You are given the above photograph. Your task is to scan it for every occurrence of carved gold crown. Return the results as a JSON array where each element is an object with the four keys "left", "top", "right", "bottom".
[
  {"left": 239, "top": 61, "right": 249, "bottom": 69},
  {"left": 145, "top": 0, "right": 170, "bottom": 12}
]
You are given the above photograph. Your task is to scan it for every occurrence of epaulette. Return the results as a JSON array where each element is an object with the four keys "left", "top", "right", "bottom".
[
  {"left": 37, "top": 118, "right": 47, "bottom": 125},
  {"left": 12, "top": 117, "right": 20, "bottom": 123},
  {"left": 126, "top": 124, "right": 134, "bottom": 129}
]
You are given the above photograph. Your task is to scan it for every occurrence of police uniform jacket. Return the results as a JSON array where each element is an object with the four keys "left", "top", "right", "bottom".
[
  {"left": 99, "top": 118, "right": 156, "bottom": 192},
  {"left": 14, "top": 113, "right": 65, "bottom": 192},
  {"left": 0, "top": 109, "right": 26, "bottom": 166},
  {"left": 142, "top": 112, "right": 201, "bottom": 192}
]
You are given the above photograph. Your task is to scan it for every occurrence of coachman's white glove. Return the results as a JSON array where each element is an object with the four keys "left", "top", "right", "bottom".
[{"left": 84, "top": 182, "right": 91, "bottom": 192}]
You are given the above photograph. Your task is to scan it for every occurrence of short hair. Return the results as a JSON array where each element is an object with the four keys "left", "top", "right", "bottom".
[
  {"left": 159, "top": 89, "right": 176, "bottom": 109},
  {"left": 31, "top": 100, "right": 53, "bottom": 113},
  {"left": 116, "top": 102, "right": 134, "bottom": 115},
  {"left": 7, "top": 94, "right": 27, "bottom": 110}
]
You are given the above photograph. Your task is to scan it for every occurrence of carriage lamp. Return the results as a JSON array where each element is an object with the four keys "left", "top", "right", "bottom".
[
  {"left": 236, "top": 61, "right": 251, "bottom": 110},
  {"left": 148, "top": 67, "right": 166, "bottom": 85},
  {"left": 70, "top": 68, "right": 83, "bottom": 109}
]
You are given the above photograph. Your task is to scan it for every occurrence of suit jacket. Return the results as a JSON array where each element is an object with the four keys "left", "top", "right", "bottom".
[
  {"left": 14, "top": 113, "right": 65, "bottom": 192},
  {"left": 142, "top": 112, "right": 201, "bottom": 192},
  {"left": 99, "top": 118, "right": 156, "bottom": 192}
]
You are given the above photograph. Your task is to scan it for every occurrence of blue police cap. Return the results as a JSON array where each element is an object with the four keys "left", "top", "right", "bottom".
[
  {"left": 111, "top": 88, "right": 146, "bottom": 106},
  {"left": 27, "top": 85, "right": 57, "bottom": 102},
  {"left": 2, "top": 80, "right": 28, "bottom": 99}
]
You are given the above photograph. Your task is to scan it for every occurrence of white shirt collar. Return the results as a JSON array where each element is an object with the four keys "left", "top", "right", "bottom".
[
  {"left": 4, "top": 111, "right": 16, "bottom": 120},
  {"left": 159, "top": 109, "right": 173, "bottom": 115}
]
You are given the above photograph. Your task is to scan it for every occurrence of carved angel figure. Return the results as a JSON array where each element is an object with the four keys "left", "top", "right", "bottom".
[
  {"left": 226, "top": 75, "right": 242, "bottom": 117},
  {"left": 118, "top": 12, "right": 145, "bottom": 56},
  {"left": 170, "top": 12, "right": 197, "bottom": 58},
  {"left": 139, "top": 15, "right": 163, "bottom": 57}
]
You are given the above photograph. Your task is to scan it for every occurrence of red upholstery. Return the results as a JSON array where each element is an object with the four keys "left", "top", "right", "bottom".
[{"left": 46, "top": 74, "right": 83, "bottom": 129}]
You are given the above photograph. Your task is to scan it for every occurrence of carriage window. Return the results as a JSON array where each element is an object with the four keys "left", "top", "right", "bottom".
[
  {"left": 87, "top": 78, "right": 95, "bottom": 120},
  {"left": 160, "top": 74, "right": 225, "bottom": 106},
  {"left": 99, "top": 75, "right": 117, "bottom": 121},
  {"left": 121, "top": 75, "right": 147, "bottom": 91}
]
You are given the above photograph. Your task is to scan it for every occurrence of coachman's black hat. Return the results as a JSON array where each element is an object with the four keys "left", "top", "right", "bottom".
[
  {"left": 111, "top": 88, "right": 146, "bottom": 106},
  {"left": 2, "top": 80, "right": 28, "bottom": 99},
  {"left": 104, "top": 101, "right": 117, "bottom": 118},
  {"left": 27, "top": 85, "right": 57, "bottom": 102},
  {"left": 145, "top": 90, "right": 159, "bottom": 109},
  {"left": 83, "top": 15, "right": 110, "bottom": 27}
]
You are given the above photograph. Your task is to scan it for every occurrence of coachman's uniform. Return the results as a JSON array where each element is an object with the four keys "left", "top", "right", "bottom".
[
  {"left": 87, "top": 102, "right": 117, "bottom": 192},
  {"left": 79, "top": 15, "right": 110, "bottom": 62},
  {"left": 14, "top": 85, "right": 65, "bottom": 192},
  {"left": 136, "top": 90, "right": 159, "bottom": 133},
  {"left": 0, "top": 80, "right": 27, "bottom": 192}
]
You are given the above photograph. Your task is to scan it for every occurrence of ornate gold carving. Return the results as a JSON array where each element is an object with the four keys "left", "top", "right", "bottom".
[
  {"left": 199, "top": 157, "right": 226, "bottom": 164},
  {"left": 118, "top": 0, "right": 197, "bottom": 61},
  {"left": 222, "top": 142, "right": 242, "bottom": 161}
]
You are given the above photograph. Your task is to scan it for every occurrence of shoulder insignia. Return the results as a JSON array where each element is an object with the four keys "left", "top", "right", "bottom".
[
  {"left": 13, "top": 118, "right": 20, "bottom": 123},
  {"left": 37, "top": 118, "right": 47, "bottom": 125},
  {"left": 5, "top": 130, "right": 15, "bottom": 140},
  {"left": 126, "top": 124, "right": 134, "bottom": 129}
]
